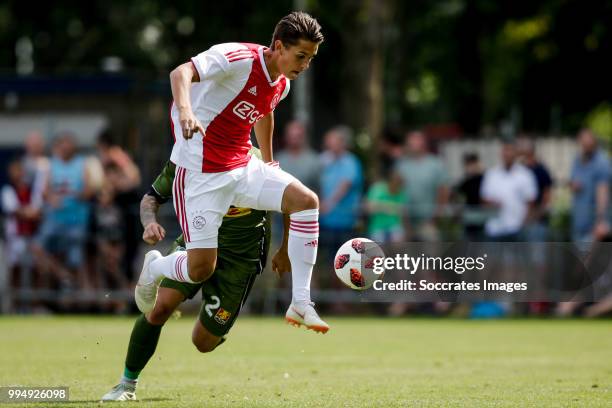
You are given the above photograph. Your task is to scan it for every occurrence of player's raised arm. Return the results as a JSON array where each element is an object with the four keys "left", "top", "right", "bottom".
[
  {"left": 254, "top": 112, "right": 274, "bottom": 163},
  {"left": 170, "top": 62, "right": 203, "bottom": 140}
]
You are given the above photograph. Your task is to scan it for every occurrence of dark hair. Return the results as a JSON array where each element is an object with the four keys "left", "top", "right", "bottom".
[
  {"left": 97, "top": 128, "right": 115, "bottom": 147},
  {"left": 271, "top": 11, "right": 324, "bottom": 49},
  {"left": 463, "top": 152, "right": 479, "bottom": 164}
]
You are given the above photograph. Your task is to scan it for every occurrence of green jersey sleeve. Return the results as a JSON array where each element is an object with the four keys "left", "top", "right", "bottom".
[{"left": 148, "top": 160, "right": 176, "bottom": 204}]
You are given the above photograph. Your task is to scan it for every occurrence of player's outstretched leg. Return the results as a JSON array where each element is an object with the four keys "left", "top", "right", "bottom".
[
  {"left": 134, "top": 250, "right": 162, "bottom": 313},
  {"left": 102, "top": 287, "right": 183, "bottom": 401},
  {"left": 135, "top": 248, "right": 213, "bottom": 313},
  {"left": 281, "top": 182, "right": 329, "bottom": 333}
]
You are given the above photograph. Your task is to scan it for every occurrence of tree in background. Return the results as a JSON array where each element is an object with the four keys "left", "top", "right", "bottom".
[{"left": 0, "top": 0, "right": 610, "bottom": 165}]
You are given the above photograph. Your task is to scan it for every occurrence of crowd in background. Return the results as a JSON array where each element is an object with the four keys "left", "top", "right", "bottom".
[
  {"left": 1, "top": 130, "right": 141, "bottom": 312},
  {"left": 274, "top": 121, "right": 612, "bottom": 318},
  {"left": 275, "top": 122, "right": 610, "bottom": 247},
  {"left": 1, "top": 123, "right": 611, "bottom": 317}
]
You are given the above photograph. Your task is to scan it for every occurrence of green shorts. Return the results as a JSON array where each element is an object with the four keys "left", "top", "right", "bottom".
[{"left": 159, "top": 238, "right": 265, "bottom": 337}]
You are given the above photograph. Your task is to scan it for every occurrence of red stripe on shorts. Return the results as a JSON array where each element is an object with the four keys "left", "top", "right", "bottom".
[
  {"left": 173, "top": 168, "right": 182, "bottom": 239},
  {"left": 179, "top": 167, "right": 191, "bottom": 243}
]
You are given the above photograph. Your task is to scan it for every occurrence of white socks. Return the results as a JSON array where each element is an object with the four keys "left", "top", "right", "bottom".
[
  {"left": 288, "top": 209, "right": 319, "bottom": 304},
  {"left": 149, "top": 251, "right": 197, "bottom": 283},
  {"left": 147, "top": 208, "right": 319, "bottom": 303}
]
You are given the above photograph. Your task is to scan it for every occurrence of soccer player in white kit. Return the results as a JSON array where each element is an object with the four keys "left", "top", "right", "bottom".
[{"left": 135, "top": 11, "right": 329, "bottom": 333}]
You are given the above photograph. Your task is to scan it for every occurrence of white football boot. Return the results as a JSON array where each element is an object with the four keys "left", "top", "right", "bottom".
[
  {"left": 285, "top": 302, "right": 329, "bottom": 334},
  {"left": 134, "top": 250, "right": 162, "bottom": 313},
  {"left": 100, "top": 382, "right": 136, "bottom": 402}
]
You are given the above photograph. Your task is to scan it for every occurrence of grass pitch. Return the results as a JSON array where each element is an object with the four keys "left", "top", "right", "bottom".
[{"left": 0, "top": 316, "right": 610, "bottom": 407}]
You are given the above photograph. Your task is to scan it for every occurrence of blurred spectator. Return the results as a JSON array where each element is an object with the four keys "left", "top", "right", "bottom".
[
  {"left": 94, "top": 184, "right": 130, "bottom": 294},
  {"left": 22, "top": 131, "right": 50, "bottom": 210},
  {"left": 32, "top": 133, "right": 95, "bottom": 289},
  {"left": 516, "top": 137, "right": 554, "bottom": 315},
  {"left": 1, "top": 160, "right": 40, "bottom": 289},
  {"left": 319, "top": 125, "right": 364, "bottom": 253},
  {"left": 97, "top": 130, "right": 141, "bottom": 281},
  {"left": 569, "top": 128, "right": 610, "bottom": 244},
  {"left": 365, "top": 169, "right": 406, "bottom": 243},
  {"left": 558, "top": 130, "right": 611, "bottom": 317},
  {"left": 378, "top": 127, "right": 404, "bottom": 176},
  {"left": 480, "top": 140, "right": 537, "bottom": 240},
  {"left": 454, "top": 153, "right": 486, "bottom": 241},
  {"left": 395, "top": 130, "right": 449, "bottom": 241},
  {"left": 276, "top": 120, "right": 319, "bottom": 191},
  {"left": 517, "top": 137, "right": 553, "bottom": 241},
  {"left": 472, "top": 142, "right": 537, "bottom": 319}
]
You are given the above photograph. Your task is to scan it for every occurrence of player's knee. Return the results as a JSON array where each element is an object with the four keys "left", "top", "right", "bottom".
[
  {"left": 293, "top": 188, "right": 319, "bottom": 212},
  {"left": 303, "top": 189, "right": 319, "bottom": 210},
  {"left": 147, "top": 302, "right": 174, "bottom": 325},
  {"left": 192, "top": 336, "right": 219, "bottom": 353},
  {"left": 188, "top": 260, "right": 216, "bottom": 282}
]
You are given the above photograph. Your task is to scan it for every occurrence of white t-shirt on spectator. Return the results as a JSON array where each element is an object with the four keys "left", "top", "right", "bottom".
[
  {"left": 1, "top": 185, "right": 19, "bottom": 238},
  {"left": 480, "top": 163, "right": 537, "bottom": 237},
  {"left": 1, "top": 185, "right": 28, "bottom": 266}
]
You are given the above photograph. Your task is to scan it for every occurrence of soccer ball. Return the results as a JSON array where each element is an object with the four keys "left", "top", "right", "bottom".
[{"left": 334, "top": 238, "right": 385, "bottom": 290}]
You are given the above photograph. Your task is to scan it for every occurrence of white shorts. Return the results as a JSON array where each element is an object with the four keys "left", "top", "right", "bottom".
[{"left": 173, "top": 156, "right": 297, "bottom": 249}]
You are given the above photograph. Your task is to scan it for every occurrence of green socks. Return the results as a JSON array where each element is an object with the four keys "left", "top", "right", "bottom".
[{"left": 123, "top": 314, "right": 163, "bottom": 380}]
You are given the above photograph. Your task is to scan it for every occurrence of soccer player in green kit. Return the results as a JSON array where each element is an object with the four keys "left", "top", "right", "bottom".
[{"left": 101, "top": 150, "right": 291, "bottom": 401}]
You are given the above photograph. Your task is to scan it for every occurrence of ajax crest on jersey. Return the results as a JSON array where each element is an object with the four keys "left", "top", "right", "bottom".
[{"left": 334, "top": 238, "right": 385, "bottom": 290}]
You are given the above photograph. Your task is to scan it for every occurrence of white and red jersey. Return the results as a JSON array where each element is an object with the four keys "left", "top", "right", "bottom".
[{"left": 170, "top": 42, "right": 290, "bottom": 173}]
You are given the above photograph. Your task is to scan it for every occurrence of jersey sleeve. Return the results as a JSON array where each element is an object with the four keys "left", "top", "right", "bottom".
[
  {"left": 191, "top": 46, "right": 230, "bottom": 82},
  {"left": 191, "top": 43, "right": 254, "bottom": 82},
  {"left": 148, "top": 161, "right": 176, "bottom": 204}
]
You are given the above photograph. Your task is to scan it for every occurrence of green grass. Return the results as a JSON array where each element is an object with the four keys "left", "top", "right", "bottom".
[{"left": 0, "top": 316, "right": 611, "bottom": 407}]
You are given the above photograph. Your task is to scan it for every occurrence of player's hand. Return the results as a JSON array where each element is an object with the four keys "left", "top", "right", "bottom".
[
  {"left": 143, "top": 222, "right": 166, "bottom": 244},
  {"left": 272, "top": 247, "right": 291, "bottom": 277},
  {"left": 179, "top": 110, "right": 204, "bottom": 140}
]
